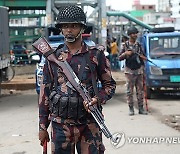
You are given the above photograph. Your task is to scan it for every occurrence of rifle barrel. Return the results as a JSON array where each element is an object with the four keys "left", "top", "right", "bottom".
[{"left": 135, "top": 52, "right": 158, "bottom": 66}]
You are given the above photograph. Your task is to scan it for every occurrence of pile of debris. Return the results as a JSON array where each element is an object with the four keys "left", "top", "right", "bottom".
[{"left": 163, "top": 115, "right": 180, "bottom": 132}]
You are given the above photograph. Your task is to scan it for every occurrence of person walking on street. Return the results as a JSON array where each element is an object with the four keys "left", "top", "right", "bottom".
[
  {"left": 38, "top": 5, "right": 116, "bottom": 153},
  {"left": 120, "top": 34, "right": 129, "bottom": 70},
  {"left": 110, "top": 37, "right": 119, "bottom": 70},
  {"left": 106, "top": 38, "right": 111, "bottom": 61},
  {"left": 119, "top": 26, "right": 147, "bottom": 116}
]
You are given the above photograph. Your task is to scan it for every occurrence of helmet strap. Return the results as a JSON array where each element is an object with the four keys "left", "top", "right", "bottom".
[
  {"left": 65, "top": 28, "right": 84, "bottom": 43},
  {"left": 75, "top": 28, "right": 84, "bottom": 39}
]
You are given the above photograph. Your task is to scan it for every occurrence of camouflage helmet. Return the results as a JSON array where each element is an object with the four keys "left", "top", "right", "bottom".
[
  {"left": 127, "top": 26, "right": 139, "bottom": 36},
  {"left": 56, "top": 5, "right": 86, "bottom": 28}
]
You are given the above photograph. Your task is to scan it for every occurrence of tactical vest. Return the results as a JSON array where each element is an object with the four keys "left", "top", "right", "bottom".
[
  {"left": 125, "top": 41, "right": 144, "bottom": 70},
  {"left": 47, "top": 44, "right": 103, "bottom": 121}
]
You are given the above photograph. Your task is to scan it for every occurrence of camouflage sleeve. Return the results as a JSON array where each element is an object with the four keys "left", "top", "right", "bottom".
[
  {"left": 39, "top": 61, "right": 52, "bottom": 131},
  {"left": 97, "top": 50, "right": 116, "bottom": 104}
]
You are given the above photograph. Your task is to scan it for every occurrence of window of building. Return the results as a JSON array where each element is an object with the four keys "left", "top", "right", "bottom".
[
  {"left": 15, "top": 30, "right": 18, "bottom": 35},
  {"left": 149, "top": 6, "right": 153, "bottom": 9},
  {"left": 15, "top": 19, "right": 18, "bottom": 24}
]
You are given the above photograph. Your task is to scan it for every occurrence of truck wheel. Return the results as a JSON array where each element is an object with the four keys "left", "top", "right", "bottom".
[
  {"left": 146, "top": 86, "right": 152, "bottom": 99},
  {"left": 2, "top": 66, "right": 15, "bottom": 83}
]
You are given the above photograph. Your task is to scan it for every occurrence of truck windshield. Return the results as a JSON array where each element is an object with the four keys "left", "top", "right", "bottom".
[{"left": 149, "top": 36, "right": 180, "bottom": 59}]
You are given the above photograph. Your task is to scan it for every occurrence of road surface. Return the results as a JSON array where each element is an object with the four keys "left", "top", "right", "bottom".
[{"left": 0, "top": 85, "right": 180, "bottom": 154}]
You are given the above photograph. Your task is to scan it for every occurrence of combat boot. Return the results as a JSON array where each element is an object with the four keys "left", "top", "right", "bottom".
[
  {"left": 129, "top": 106, "right": 134, "bottom": 116},
  {"left": 138, "top": 105, "right": 148, "bottom": 115}
]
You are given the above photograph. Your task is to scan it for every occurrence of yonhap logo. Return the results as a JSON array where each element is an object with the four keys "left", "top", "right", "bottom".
[
  {"left": 110, "top": 133, "right": 180, "bottom": 149},
  {"left": 110, "top": 132, "right": 126, "bottom": 148}
]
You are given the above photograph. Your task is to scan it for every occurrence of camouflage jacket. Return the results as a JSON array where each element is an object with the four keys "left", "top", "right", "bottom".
[
  {"left": 39, "top": 42, "right": 116, "bottom": 130},
  {"left": 119, "top": 41, "right": 145, "bottom": 74}
]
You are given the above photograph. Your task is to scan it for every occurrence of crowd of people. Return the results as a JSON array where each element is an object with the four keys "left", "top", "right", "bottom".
[
  {"left": 107, "top": 37, "right": 119, "bottom": 70},
  {"left": 106, "top": 34, "right": 129, "bottom": 71}
]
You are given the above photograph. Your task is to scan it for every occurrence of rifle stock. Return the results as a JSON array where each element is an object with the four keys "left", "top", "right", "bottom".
[{"left": 32, "top": 37, "right": 118, "bottom": 143}]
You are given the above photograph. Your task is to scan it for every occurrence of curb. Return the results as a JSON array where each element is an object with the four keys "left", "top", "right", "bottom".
[
  {"left": 1, "top": 82, "right": 36, "bottom": 91},
  {"left": 1, "top": 80, "right": 125, "bottom": 91},
  {"left": 116, "top": 80, "right": 126, "bottom": 85},
  {"left": 1, "top": 71, "right": 125, "bottom": 91},
  {"left": 1, "top": 66, "right": 126, "bottom": 91}
]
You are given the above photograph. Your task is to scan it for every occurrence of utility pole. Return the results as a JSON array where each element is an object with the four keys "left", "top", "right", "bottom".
[
  {"left": 46, "top": 0, "right": 54, "bottom": 26},
  {"left": 98, "top": 0, "right": 107, "bottom": 47},
  {"left": 45, "top": 0, "right": 107, "bottom": 47}
]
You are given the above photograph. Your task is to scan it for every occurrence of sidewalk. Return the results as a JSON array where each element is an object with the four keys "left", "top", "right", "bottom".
[
  {"left": 1, "top": 74, "right": 36, "bottom": 91},
  {"left": 1, "top": 71, "right": 126, "bottom": 91},
  {"left": 112, "top": 71, "right": 126, "bottom": 85}
]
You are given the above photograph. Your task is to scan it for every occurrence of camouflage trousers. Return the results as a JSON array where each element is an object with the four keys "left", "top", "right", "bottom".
[
  {"left": 125, "top": 73, "right": 144, "bottom": 107},
  {"left": 51, "top": 121, "right": 105, "bottom": 154}
]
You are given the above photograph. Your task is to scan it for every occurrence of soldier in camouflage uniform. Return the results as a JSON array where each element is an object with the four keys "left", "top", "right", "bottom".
[
  {"left": 38, "top": 5, "right": 116, "bottom": 154},
  {"left": 119, "top": 26, "right": 147, "bottom": 116}
]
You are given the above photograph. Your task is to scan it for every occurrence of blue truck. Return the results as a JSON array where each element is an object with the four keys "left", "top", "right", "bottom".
[{"left": 142, "top": 27, "right": 180, "bottom": 98}]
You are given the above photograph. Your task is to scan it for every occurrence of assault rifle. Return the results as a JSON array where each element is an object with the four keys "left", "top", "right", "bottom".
[
  {"left": 127, "top": 47, "right": 158, "bottom": 67},
  {"left": 32, "top": 37, "right": 119, "bottom": 143}
]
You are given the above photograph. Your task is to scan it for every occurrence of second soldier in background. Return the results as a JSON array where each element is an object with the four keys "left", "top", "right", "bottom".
[{"left": 119, "top": 26, "right": 147, "bottom": 116}]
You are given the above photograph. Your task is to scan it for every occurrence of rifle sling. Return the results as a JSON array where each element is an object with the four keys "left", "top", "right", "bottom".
[
  {"left": 78, "top": 55, "right": 86, "bottom": 81},
  {"left": 44, "top": 49, "right": 54, "bottom": 58},
  {"left": 84, "top": 52, "right": 99, "bottom": 98},
  {"left": 51, "top": 52, "right": 87, "bottom": 93},
  {"left": 53, "top": 65, "right": 58, "bottom": 90},
  {"left": 49, "top": 50, "right": 99, "bottom": 99}
]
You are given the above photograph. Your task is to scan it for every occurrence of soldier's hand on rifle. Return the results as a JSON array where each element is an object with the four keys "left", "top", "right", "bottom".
[
  {"left": 83, "top": 97, "right": 98, "bottom": 113},
  {"left": 139, "top": 54, "right": 147, "bottom": 61},
  {"left": 39, "top": 130, "right": 50, "bottom": 146},
  {"left": 125, "top": 50, "right": 133, "bottom": 57},
  {"left": 119, "top": 50, "right": 133, "bottom": 60}
]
